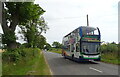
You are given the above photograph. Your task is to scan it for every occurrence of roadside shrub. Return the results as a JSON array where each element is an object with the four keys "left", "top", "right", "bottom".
[
  {"left": 100, "top": 43, "right": 118, "bottom": 53},
  {"left": 107, "top": 43, "right": 118, "bottom": 52},
  {"left": 99, "top": 44, "right": 107, "bottom": 53},
  {"left": 2, "top": 49, "right": 20, "bottom": 62},
  {"left": 2, "top": 48, "right": 40, "bottom": 62}
]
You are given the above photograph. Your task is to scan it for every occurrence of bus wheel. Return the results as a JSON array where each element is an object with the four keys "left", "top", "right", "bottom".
[
  {"left": 64, "top": 53, "right": 66, "bottom": 59},
  {"left": 72, "top": 54, "right": 74, "bottom": 60},
  {"left": 62, "top": 52, "right": 63, "bottom": 56}
]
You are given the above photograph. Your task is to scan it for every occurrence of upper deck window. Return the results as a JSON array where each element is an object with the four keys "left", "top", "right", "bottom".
[{"left": 80, "top": 26, "right": 99, "bottom": 36}]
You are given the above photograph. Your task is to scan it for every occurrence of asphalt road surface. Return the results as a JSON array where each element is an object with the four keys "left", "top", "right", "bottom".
[{"left": 43, "top": 51, "right": 119, "bottom": 76}]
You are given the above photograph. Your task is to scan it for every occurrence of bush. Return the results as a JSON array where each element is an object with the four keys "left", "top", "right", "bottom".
[
  {"left": 108, "top": 44, "right": 118, "bottom": 52},
  {"left": 100, "top": 43, "right": 118, "bottom": 53},
  {"left": 2, "top": 48, "right": 40, "bottom": 62}
]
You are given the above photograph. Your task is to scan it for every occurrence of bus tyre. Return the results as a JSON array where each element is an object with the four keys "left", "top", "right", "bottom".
[
  {"left": 62, "top": 53, "right": 63, "bottom": 56},
  {"left": 64, "top": 53, "right": 66, "bottom": 59},
  {"left": 72, "top": 54, "right": 74, "bottom": 60}
]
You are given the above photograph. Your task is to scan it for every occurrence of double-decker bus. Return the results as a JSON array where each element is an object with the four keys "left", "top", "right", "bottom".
[{"left": 62, "top": 26, "right": 101, "bottom": 61}]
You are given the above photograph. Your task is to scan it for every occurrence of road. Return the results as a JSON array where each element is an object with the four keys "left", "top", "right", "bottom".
[{"left": 43, "top": 51, "right": 119, "bottom": 76}]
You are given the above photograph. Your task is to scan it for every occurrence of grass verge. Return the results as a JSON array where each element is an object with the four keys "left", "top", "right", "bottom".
[
  {"left": 101, "top": 52, "right": 120, "bottom": 65},
  {"left": 2, "top": 48, "right": 51, "bottom": 75},
  {"left": 49, "top": 48, "right": 62, "bottom": 54}
]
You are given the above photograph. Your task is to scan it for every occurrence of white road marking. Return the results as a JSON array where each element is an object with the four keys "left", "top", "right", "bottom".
[{"left": 89, "top": 67, "right": 103, "bottom": 73}]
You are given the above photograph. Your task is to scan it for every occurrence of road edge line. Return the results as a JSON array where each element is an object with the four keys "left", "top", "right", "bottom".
[{"left": 42, "top": 51, "right": 53, "bottom": 75}]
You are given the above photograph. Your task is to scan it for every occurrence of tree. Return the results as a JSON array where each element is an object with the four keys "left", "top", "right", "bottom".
[
  {"left": 111, "top": 42, "right": 116, "bottom": 45},
  {"left": 34, "top": 35, "right": 47, "bottom": 49},
  {"left": 52, "top": 41, "right": 62, "bottom": 48},
  {"left": 20, "top": 35, "right": 47, "bottom": 49},
  {"left": 45, "top": 43, "right": 51, "bottom": 50},
  {"left": 20, "top": 16, "right": 48, "bottom": 48},
  {"left": 2, "top": 2, "right": 45, "bottom": 49}
]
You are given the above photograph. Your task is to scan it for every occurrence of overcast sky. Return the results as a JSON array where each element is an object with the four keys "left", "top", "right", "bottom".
[
  {"left": 0, "top": 0, "right": 119, "bottom": 44},
  {"left": 118, "top": 1, "right": 120, "bottom": 42},
  {"left": 34, "top": 0, "right": 119, "bottom": 45}
]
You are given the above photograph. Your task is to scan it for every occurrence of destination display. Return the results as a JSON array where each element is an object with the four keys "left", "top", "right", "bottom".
[{"left": 82, "top": 35, "right": 100, "bottom": 42}]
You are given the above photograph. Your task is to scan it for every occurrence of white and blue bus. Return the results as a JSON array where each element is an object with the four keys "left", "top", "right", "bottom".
[{"left": 62, "top": 26, "right": 101, "bottom": 61}]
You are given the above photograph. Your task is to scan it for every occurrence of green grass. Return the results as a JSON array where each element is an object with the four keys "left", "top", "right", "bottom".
[
  {"left": 29, "top": 52, "right": 51, "bottom": 75},
  {"left": 2, "top": 48, "right": 51, "bottom": 75},
  {"left": 101, "top": 52, "right": 120, "bottom": 65},
  {"left": 49, "top": 48, "right": 62, "bottom": 54}
]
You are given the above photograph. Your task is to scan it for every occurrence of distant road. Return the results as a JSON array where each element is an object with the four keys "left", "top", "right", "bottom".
[{"left": 43, "top": 51, "right": 119, "bottom": 76}]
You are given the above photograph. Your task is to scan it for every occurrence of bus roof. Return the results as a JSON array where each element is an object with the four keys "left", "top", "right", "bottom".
[{"left": 64, "top": 26, "right": 97, "bottom": 38}]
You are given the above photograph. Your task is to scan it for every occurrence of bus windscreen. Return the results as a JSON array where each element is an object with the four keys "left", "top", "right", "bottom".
[{"left": 82, "top": 42, "right": 100, "bottom": 54}]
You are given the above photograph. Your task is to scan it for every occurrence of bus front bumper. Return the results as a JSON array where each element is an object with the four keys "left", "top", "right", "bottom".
[{"left": 79, "top": 55, "right": 101, "bottom": 61}]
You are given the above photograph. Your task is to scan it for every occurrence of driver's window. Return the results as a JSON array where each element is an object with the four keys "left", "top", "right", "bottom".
[
  {"left": 96, "top": 45, "right": 100, "bottom": 52},
  {"left": 83, "top": 45, "right": 86, "bottom": 52},
  {"left": 83, "top": 45, "right": 89, "bottom": 53}
]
